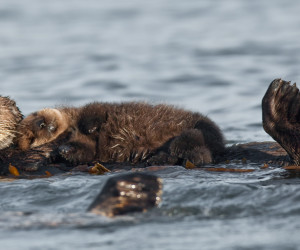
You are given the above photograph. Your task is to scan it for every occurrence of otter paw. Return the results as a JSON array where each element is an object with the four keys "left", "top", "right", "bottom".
[
  {"left": 146, "top": 152, "right": 178, "bottom": 166},
  {"left": 57, "top": 143, "right": 96, "bottom": 165},
  {"left": 170, "top": 144, "right": 212, "bottom": 166},
  {"left": 58, "top": 144, "right": 77, "bottom": 162},
  {"left": 169, "top": 129, "right": 212, "bottom": 165},
  {"left": 87, "top": 173, "right": 162, "bottom": 217}
]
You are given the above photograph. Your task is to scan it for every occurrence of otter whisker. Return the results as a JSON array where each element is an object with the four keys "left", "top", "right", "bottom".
[
  {"left": 141, "top": 150, "right": 148, "bottom": 160},
  {"left": 111, "top": 135, "right": 125, "bottom": 141}
]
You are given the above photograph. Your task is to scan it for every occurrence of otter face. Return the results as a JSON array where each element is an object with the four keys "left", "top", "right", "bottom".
[
  {"left": 78, "top": 115, "right": 103, "bottom": 137},
  {"left": 17, "top": 108, "right": 69, "bottom": 150},
  {"left": 77, "top": 103, "right": 108, "bottom": 138},
  {"left": 0, "top": 96, "right": 23, "bottom": 149}
]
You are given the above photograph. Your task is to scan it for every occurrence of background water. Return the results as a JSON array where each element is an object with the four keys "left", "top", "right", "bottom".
[{"left": 1, "top": 0, "right": 300, "bottom": 249}]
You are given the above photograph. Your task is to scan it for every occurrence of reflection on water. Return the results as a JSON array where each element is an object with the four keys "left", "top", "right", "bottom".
[{"left": 1, "top": 0, "right": 300, "bottom": 249}]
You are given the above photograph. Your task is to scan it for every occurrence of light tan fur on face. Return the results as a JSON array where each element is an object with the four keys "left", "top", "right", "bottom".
[
  {"left": 17, "top": 108, "right": 71, "bottom": 150},
  {"left": 31, "top": 108, "right": 68, "bottom": 148}
]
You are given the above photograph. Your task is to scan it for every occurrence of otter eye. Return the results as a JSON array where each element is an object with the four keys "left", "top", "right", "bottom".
[
  {"left": 88, "top": 126, "right": 97, "bottom": 134},
  {"left": 36, "top": 119, "right": 46, "bottom": 129},
  {"left": 48, "top": 124, "right": 56, "bottom": 132}
]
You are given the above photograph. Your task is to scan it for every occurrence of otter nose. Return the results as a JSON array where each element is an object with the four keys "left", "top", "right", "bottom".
[{"left": 48, "top": 124, "right": 56, "bottom": 132}]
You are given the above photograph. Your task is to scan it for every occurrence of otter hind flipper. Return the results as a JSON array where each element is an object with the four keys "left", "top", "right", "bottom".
[{"left": 262, "top": 79, "right": 300, "bottom": 164}]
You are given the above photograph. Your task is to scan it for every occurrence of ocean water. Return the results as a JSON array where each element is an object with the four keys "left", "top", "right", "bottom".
[{"left": 1, "top": 0, "right": 300, "bottom": 249}]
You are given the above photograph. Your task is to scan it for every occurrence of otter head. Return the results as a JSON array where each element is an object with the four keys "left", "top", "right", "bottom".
[
  {"left": 0, "top": 96, "right": 23, "bottom": 149},
  {"left": 17, "top": 108, "right": 69, "bottom": 150},
  {"left": 77, "top": 103, "right": 108, "bottom": 139}
]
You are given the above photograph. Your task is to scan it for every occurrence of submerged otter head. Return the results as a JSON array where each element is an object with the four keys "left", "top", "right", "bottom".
[
  {"left": 0, "top": 96, "right": 23, "bottom": 149},
  {"left": 17, "top": 108, "right": 69, "bottom": 150}
]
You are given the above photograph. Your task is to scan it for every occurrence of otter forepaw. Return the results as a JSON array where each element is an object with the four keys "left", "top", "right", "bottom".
[
  {"left": 58, "top": 144, "right": 74, "bottom": 157},
  {"left": 57, "top": 143, "right": 96, "bottom": 165},
  {"left": 169, "top": 129, "right": 212, "bottom": 165},
  {"left": 57, "top": 144, "right": 78, "bottom": 163},
  {"left": 170, "top": 143, "right": 212, "bottom": 166},
  {"left": 146, "top": 152, "right": 178, "bottom": 166}
]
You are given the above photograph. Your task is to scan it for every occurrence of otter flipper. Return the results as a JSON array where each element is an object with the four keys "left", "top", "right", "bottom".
[
  {"left": 262, "top": 79, "right": 300, "bottom": 164},
  {"left": 87, "top": 173, "right": 162, "bottom": 217}
]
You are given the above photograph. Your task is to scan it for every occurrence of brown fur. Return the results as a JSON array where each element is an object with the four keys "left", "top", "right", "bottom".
[
  {"left": 2, "top": 80, "right": 299, "bottom": 176},
  {"left": 52, "top": 102, "right": 225, "bottom": 166},
  {"left": 0, "top": 96, "right": 23, "bottom": 149},
  {"left": 15, "top": 102, "right": 225, "bottom": 166},
  {"left": 17, "top": 107, "right": 80, "bottom": 150}
]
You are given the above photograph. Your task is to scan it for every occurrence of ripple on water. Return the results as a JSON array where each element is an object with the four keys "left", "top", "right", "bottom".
[{"left": 0, "top": 167, "right": 300, "bottom": 249}]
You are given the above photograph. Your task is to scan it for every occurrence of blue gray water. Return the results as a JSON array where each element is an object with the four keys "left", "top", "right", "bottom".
[{"left": 1, "top": 0, "right": 300, "bottom": 249}]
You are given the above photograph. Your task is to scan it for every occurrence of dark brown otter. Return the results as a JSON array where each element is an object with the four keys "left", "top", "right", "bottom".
[
  {"left": 0, "top": 96, "right": 23, "bottom": 150},
  {"left": 17, "top": 102, "right": 226, "bottom": 167},
  {"left": 69, "top": 102, "right": 225, "bottom": 166},
  {"left": 62, "top": 80, "right": 298, "bottom": 168}
]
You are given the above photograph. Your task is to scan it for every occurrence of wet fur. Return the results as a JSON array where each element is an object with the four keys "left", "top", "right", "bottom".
[
  {"left": 0, "top": 96, "right": 23, "bottom": 149},
  {"left": 262, "top": 79, "right": 300, "bottom": 164},
  {"left": 54, "top": 102, "right": 226, "bottom": 166},
  {"left": 15, "top": 102, "right": 225, "bottom": 166},
  {"left": 1, "top": 79, "right": 299, "bottom": 175}
]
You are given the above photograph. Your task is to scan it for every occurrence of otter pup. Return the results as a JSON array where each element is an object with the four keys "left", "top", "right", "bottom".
[
  {"left": 0, "top": 96, "right": 23, "bottom": 150},
  {"left": 17, "top": 102, "right": 225, "bottom": 167}
]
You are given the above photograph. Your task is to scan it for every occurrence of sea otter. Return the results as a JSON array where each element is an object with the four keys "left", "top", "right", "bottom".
[{"left": 16, "top": 102, "right": 226, "bottom": 167}]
